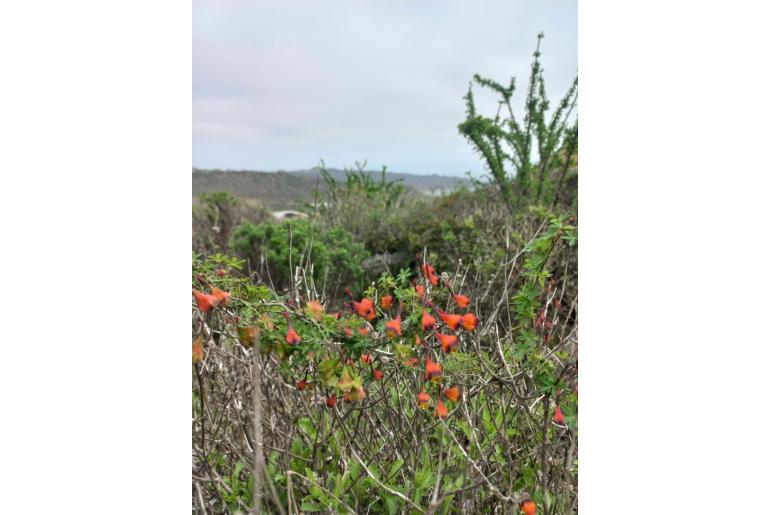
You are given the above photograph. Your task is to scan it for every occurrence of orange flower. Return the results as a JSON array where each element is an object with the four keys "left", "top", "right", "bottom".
[
  {"left": 553, "top": 405, "right": 565, "bottom": 425},
  {"left": 373, "top": 369, "right": 383, "bottom": 381},
  {"left": 326, "top": 395, "right": 337, "bottom": 408},
  {"left": 192, "top": 289, "right": 217, "bottom": 313},
  {"left": 417, "top": 391, "right": 430, "bottom": 409},
  {"left": 385, "top": 315, "right": 402, "bottom": 338},
  {"left": 421, "top": 262, "right": 439, "bottom": 286},
  {"left": 404, "top": 357, "right": 418, "bottom": 368},
  {"left": 424, "top": 358, "right": 443, "bottom": 382},
  {"left": 453, "top": 294, "right": 470, "bottom": 309},
  {"left": 348, "top": 386, "right": 367, "bottom": 401},
  {"left": 344, "top": 327, "right": 354, "bottom": 338},
  {"left": 437, "top": 333, "right": 459, "bottom": 353},
  {"left": 520, "top": 499, "right": 536, "bottom": 515},
  {"left": 306, "top": 299, "right": 324, "bottom": 320},
  {"left": 285, "top": 327, "right": 301, "bottom": 345},
  {"left": 352, "top": 297, "right": 376, "bottom": 321},
  {"left": 414, "top": 335, "right": 422, "bottom": 346},
  {"left": 436, "top": 308, "right": 462, "bottom": 332},
  {"left": 361, "top": 353, "right": 372, "bottom": 364},
  {"left": 358, "top": 326, "right": 369, "bottom": 336},
  {"left": 210, "top": 286, "right": 230, "bottom": 307},
  {"left": 443, "top": 386, "right": 460, "bottom": 402},
  {"left": 237, "top": 326, "right": 260, "bottom": 348},
  {"left": 381, "top": 295, "right": 393, "bottom": 309},
  {"left": 192, "top": 338, "right": 204, "bottom": 362},
  {"left": 461, "top": 313, "right": 478, "bottom": 331},
  {"left": 415, "top": 284, "right": 425, "bottom": 300},
  {"left": 421, "top": 311, "right": 436, "bottom": 332},
  {"left": 434, "top": 399, "right": 448, "bottom": 418}
]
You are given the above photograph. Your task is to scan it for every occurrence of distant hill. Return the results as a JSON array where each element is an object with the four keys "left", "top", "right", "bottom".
[
  {"left": 192, "top": 168, "right": 472, "bottom": 211},
  {"left": 286, "top": 168, "right": 472, "bottom": 196}
]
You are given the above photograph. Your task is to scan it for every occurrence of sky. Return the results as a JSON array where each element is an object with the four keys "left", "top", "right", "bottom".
[{"left": 193, "top": 0, "right": 576, "bottom": 177}]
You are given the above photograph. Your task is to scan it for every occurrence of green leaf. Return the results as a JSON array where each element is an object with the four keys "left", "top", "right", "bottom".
[
  {"left": 387, "top": 458, "right": 404, "bottom": 481},
  {"left": 297, "top": 417, "right": 316, "bottom": 439},
  {"left": 300, "top": 500, "right": 324, "bottom": 512},
  {"left": 385, "top": 496, "right": 398, "bottom": 515}
]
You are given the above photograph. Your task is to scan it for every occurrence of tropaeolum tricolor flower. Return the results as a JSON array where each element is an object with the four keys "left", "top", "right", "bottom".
[
  {"left": 437, "top": 332, "right": 459, "bottom": 353},
  {"left": 200, "top": 257, "right": 477, "bottom": 416},
  {"left": 192, "top": 289, "right": 218, "bottom": 313},
  {"left": 436, "top": 308, "right": 464, "bottom": 332}
]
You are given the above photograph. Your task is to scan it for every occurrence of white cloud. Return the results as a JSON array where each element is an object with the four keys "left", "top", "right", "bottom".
[{"left": 193, "top": 0, "right": 577, "bottom": 175}]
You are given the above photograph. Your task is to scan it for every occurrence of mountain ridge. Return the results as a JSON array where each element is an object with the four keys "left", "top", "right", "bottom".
[{"left": 192, "top": 168, "right": 473, "bottom": 210}]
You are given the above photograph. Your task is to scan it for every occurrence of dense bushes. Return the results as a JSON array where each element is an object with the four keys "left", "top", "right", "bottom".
[
  {"left": 229, "top": 218, "right": 369, "bottom": 293},
  {"left": 193, "top": 216, "right": 577, "bottom": 513},
  {"left": 193, "top": 192, "right": 269, "bottom": 255}
]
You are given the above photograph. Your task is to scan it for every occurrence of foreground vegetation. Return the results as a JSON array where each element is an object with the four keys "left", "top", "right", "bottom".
[{"left": 193, "top": 35, "right": 577, "bottom": 514}]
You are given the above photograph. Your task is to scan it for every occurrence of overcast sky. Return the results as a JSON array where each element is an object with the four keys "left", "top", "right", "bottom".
[{"left": 193, "top": 0, "right": 576, "bottom": 177}]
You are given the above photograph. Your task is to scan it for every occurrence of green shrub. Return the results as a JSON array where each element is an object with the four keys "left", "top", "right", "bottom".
[
  {"left": 229, "top": 218, "right": 369, "bottom": 291},
  {"left": 192, "top": 191, "right": 269, "bottom": 255},
  {"left": 458, "top": 33, "right": 578, "bottom": 213}
]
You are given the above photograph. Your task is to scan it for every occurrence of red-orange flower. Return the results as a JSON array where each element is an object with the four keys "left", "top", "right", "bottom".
[
  {"left": 424, "top": 358, "right": 443, "bottom": 382},
  {"left": 421, "top": 262, "right": 439, "bottom": 287},
  {"left": 404, "top": 357, "right": 418, "bottom": 368},
  {"left": 415, "top": 284, "right": 425, "bottom": 300},
  {"left": 443, "top": 386, "right": 460, "bottom": 402},
  {"left": 344, "top": 327, "right": 354, "bottom": 338},
  {"left": 461, "top": 313, "right": 478, "bottom": 331},
  {"left": 358, "top": 326, "right": 369, "bottom": 336},
  {"left": 348, "top": 386, "right": 367, "bottom": 401},
  {"left": 296, "top": 380, "right": 308, "bottom": 391},
  {"left": 381, "top": 295, "right": 393, "bottom": 309},
  {"left": 520, "top": 499, "right": 536, "bottom": 515},
  {"left": 417, "top": 391, "right": 430, "bottom": 409},
  {"left": 306, "top": 299, "right": 324, "bottom": 320},
  {"left": 285, "top": 327, "right": 301, "bottom": 345},
  {"left": 192, "top": 338, "right": 204, "bottom": 362},
  {"left": 361, "top": 353, "right": 372, "bottom": 364},
  {"left": 210, "top": 286, "right": 231, "bottom": 306},
  {"left": 437, "top": 333, "right": 459, "bottom": 353},
  {"left": 434, "top": 398, "right": 448, "bottom": 418},
  {"left": 436, "top": 308, "right": 462, "bottom": 332},
  {"left": 421, "top": 311, "right": 436, "bottom": 332},
  {"left": 326, "top": 395, "right": 337, "bottom": 408},
  {"left": 385, "top": 315, "right": 402, "bottom": 338},
  {"left": 192, "top": 289, "right": 217, "bottom": 313},
  {"left": 352, "top": 297, "right": 376, "bottom": 321},
  {"left": 553, "top": 405, "right": 565, "bottom": 425},
  {"left": 373, "top": 369, "right": 383, "bottom": 381},
  {"left": 453, "top": 294, "right": 470, "bottom": 309}
]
